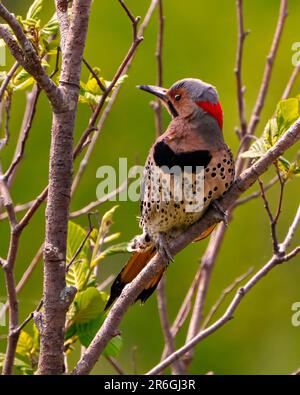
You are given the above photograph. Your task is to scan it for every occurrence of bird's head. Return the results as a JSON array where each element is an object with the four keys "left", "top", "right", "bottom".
[{"left": 137, "top": 78, "right": 223, "bottom": 130}]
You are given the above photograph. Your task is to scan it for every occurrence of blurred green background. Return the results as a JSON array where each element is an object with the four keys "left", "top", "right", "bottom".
[{"left": 1, "top": 0, "right": 300, "bottom": 374}]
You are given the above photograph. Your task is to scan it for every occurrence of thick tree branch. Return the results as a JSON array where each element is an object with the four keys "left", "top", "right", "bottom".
[
  {"left": 55, "top": 0, "right": 70, "bottom": 53},
  {"left": 37, "top": 0, "right": 92, "bottom": 375},
  {"left": 72, "top": 117, "right": 300, "bottom": 375}
]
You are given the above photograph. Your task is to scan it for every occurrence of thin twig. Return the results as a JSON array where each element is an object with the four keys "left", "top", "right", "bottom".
[
  {"left": 281, "top": 63, "right": 300, "bottom": 100},
  {"left": 4, "top": 86, "right": 41, "bottom": 182},
  {"left": 160, "top": 268, "right": 201, "bottom": 363},
  {"left": 235, "top": 0, "right": 249, "bottom": 137},
  {"left": 0, "top": 200, "right": 34, "bottom": 221},
  {"left": 258, "top": 170, "right": 285, "bottom": 256},
  {"left": 201, "top": 267, "right": 253, "bottom": 329},
  {"left": 233, "top": 175, "right": 278, "bottom": 207},
  {"left": 49, "top": 47, "right": 61, "bottom": 79},
  {"left": 66, "top": 227, "right": 93, "bottom": 272},
  {"left": 279, "top": 205, "right": 300, "bottom": 253},
  {"left": 156, "top": 277, "right": 185, "bottom": 374},
  {"left": 70, "top": 179, "right": 128, "bottom": 218},
  {"left": 0, "top": 62, "right": 18, "bottom": 103},
  {"left": 0, "top": 167, "right": 20, "bottom": 375},
  {"left": 247, "top": 0, "right": 288, "bottom": 137},
  {"left": 183, "top": 223, "right": 226, "bottom": 369},
  {"left": 97, "top": 275, "right": 114, "bottom": 292},
  {"left": 154, "top": 0, "right": 164, "bottom": 136},
  {"left": 0, "top": 92, "right": 12, "bottom": 151},
  {"left": 118, "top": 0, "right": 140, "bottom": 41},
  {"left": 82, "top": 58, "right": 106, "bottom": 92},
  {"left": 105, "top": 356, "right": 125, "bottom": 375},
  {"left": 147, "top": 246, "right": 300, "bottom": 375}
]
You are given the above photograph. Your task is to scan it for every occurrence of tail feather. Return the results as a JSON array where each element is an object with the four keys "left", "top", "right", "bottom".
[
  {"left": 193, "top": 224, "right": 217, "bottom": 242},
  {"left": 104, "top": 247, "right": 159, "bottom": 310},
  {"left": 105, "top": 225, "right": 217, "bottom": 311}
]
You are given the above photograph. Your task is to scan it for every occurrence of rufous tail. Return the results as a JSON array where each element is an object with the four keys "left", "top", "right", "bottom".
[
  {"left": 105, "top": 224, "right": 218, "bottom": 310},
  {"left": 104, "top": 247, "right": 164, "bottom": 310}
]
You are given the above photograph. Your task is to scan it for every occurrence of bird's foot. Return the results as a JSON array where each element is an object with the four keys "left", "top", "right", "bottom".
[
  {"left": 211, "top": 200, "right": 228, "bottom": 227},
  {"left": 157, "top": 233, "right": 174, "bottom": 265}
]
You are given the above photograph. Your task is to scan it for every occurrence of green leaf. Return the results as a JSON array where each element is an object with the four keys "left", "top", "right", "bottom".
[
  {"left": 241, "top": 137, "right": 267, "bottom": 159},
  {"left": 41, "top": 14, "right": 59, "bottom": 37},
  {"left": 44, "top": 38, "right": 60, "bottom": 56},
  {"left": 76, "top": 314, "right": 104, "bottom": 347},
  {"left": 91, "top": 205, "right": 119, "bottom": 267},
  {"left": 66, "top": 259, "right": 90, "bottom": 291},
  {"left": 276, "top": 98, "right": 300, "bottom": 136},
  {"left": 16, "top": 331, "right": 34, "bottom": 358},
  {"left": 70, "top": 287, "right": 105, "bottom": 324},
  {"left": 86, "top": 77, "right": 101, "bottom": 95},
  {"left": 65, "top": 323, "right": 77, "bottom": 341},
  {"left": 67, "top": 221, "right": 90, "bottom": 260},
  {"left": 13, "top": 77, "right": 35, "bottom": 91},
  {"left": 263, "top": 118, "right": 278, "bottom": 147},
  {"left": 13, "top": 69, "right": 30, "bottom": 85},
  {"left": 0, "top": 353, "right": 26, "bottom": 368},
  {"left": 0, "top": 352, "right": 33, "bottom": 375},
  {"left": 103, "top": 232, "right": 121, "bottom": 244},
  {"left": 26, "top": 0, "right": 44, "bottom": 21},
  {"left": 13, "top": 68, "right": 34, "bottom": 91},
  {"left": 294, "top": 167, "right": 300, "bottom": 175},
  {"left": 76, "top": 315, "right": 122, "bottom": 357},
  {"left": 103, "top": 335, "right": 122, "bottom": 358},
  {"left": 66, "top": 221, "right": 91, "bottom": 291},
  {"left": 277, "top": 156, "right": 291, "bottom": 174},
  {"left": 92, "top": 242, "right": 129, "bottom": 267}
]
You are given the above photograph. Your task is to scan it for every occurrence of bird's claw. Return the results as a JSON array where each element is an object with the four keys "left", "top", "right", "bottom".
[
  {"left": 212, "top": 201, "right": 229, "bottom": 227},
  {"left": 157, "top": 233, "right": 174, "bottom": 265}
]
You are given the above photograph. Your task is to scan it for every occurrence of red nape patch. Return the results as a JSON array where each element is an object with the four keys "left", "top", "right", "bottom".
[{"left": 196, "top": 101, "right": 223, "bottom": 130}]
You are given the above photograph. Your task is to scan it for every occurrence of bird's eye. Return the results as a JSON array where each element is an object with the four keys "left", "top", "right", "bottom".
[{"left": 174, "top": 94, "right": 181, "bottom": 101}]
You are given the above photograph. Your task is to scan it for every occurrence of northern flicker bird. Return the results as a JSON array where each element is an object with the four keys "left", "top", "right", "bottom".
[{"left": 105, "top": 78, "right": 234, "bottom": 310}]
